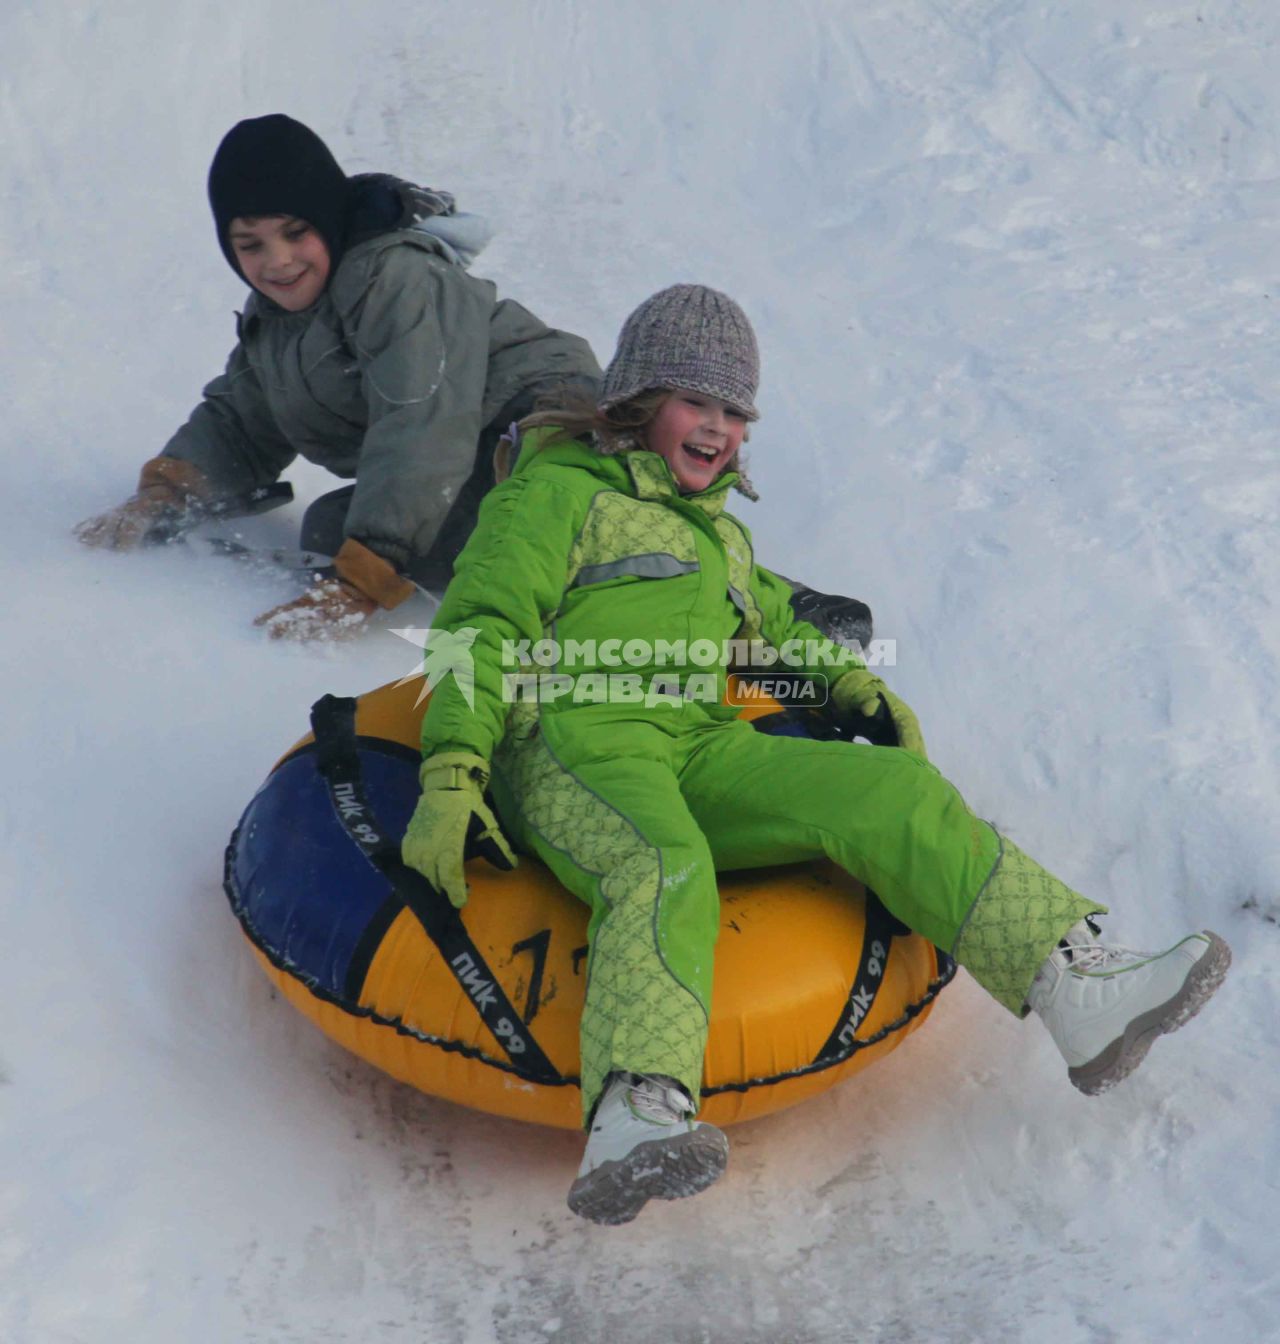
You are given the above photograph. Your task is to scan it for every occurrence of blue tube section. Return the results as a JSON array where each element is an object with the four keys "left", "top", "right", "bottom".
[{"left": 227, "top": 746, "right": 420, "bottom": 996}]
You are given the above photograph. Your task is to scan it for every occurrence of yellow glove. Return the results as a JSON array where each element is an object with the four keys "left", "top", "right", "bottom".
[
  {"left": 401, "top": 752, "right": 517, "bottom": 908},
  {"left": 74, "top": 457, "right": 212, "bottom": 550},
  {"left": 254, "top": 538, "right": 415, "bottom": 642},
  {"left": 831, "top": 668, "right": 927, "bottom": 758}
]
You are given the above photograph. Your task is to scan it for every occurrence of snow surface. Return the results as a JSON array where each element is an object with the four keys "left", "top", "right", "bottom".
[{"left": 3, "top": 2, "right": 1279, "bottom": 1340}]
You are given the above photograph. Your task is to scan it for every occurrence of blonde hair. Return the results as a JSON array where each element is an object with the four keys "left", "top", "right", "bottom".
[{"left": 497, "top": 387, "right": 758, "bottom": 499}]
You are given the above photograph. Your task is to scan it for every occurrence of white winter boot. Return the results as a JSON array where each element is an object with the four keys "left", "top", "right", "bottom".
[
  {"left": 1027, "top": 920, "right": 1231, "bottom": 1095},
  {"left": 567, "top": 1073, "right": 729, "bottom": 1225}
]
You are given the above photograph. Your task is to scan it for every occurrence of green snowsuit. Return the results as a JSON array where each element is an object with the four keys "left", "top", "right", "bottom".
[{"left": 420, "top": 429, "right": 1101, "bottom": 1121}]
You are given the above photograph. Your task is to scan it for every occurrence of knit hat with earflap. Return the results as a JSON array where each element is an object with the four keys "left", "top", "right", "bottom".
[
  {"left": 207, "top": 114, "right": 350, "bottom": 281},
  {"left": 598, "top": 284, "right": 760, "bottom": 420}
]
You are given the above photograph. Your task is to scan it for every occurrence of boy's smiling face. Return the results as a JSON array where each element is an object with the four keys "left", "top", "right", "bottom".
[
  {"left": 228, "top": 215, "right": 331, "bottom": 311},
  {"left": 644, "top": 391, "right": 747, "bottom": 494}
]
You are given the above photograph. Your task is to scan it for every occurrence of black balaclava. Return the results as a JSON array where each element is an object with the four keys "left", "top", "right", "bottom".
[{"left": 207, "top": 114, "right": 350, "bottom": 281}]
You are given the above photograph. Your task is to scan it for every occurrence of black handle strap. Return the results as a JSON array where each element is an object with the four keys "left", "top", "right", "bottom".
[
  {"left": 205, "top": 480, "right": 296, "bottom": 519},
  {"left": 309, "top": 694, "right": 560, "bottom": 1083},
  {"left": 846, "top": 692, "right": 902, "bottom": 747},
  {"left": 813, "top": 891, "right": 902, "bottom": 1064},
  {"left": 147, "top": 480, "right": 296, "bottom": 545}
]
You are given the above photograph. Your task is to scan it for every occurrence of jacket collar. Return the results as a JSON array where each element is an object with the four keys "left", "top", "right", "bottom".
[
  {"left": 237, "top": 288, "right": 323, "bottom": 335},
  {"left": 514, "top": 427, "right": 739, "bottom": 516},
  {"left": 623, "top": 450, "right": 737, "bottom": 516}
]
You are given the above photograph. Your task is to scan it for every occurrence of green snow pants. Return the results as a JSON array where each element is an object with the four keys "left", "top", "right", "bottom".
[{"left": 491, "top": 712, "right": 1102, "bottom": 1124}]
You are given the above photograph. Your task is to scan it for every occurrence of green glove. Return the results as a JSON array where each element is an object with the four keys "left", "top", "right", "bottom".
[
  {"left": 831, "top": 668, "right": 927, "bottom": 759},
  {"left": 401, "top": 751, "right": 517, "bottom": 908}
]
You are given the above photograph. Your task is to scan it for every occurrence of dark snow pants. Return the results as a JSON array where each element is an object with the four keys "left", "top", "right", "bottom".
[{"left": 300, "top": 420, "right": 511, "bottom": 592}]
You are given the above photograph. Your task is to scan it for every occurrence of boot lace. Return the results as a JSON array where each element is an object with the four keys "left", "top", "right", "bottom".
[
  {"left": 625, "top": 1075, "right": 694, "bottom": 1124},
  {"left": 1063, "top": 942, "right": 1158, "bottom": 973},
  {"left": 1057, "top": 919, "right": 1157, "bottom": 974}
]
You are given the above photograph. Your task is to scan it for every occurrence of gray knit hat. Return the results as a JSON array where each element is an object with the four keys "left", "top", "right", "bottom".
[{"left": 598, "top": 284, "right": 760, "bottom": 419}]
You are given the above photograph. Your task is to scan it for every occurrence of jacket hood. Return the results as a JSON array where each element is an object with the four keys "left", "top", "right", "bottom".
[
  {"left": 345, "top": 174, "right": 493, "bottom": 268},
  {"left": 236, "top": 171, "right": 496, "bottom": 319}
]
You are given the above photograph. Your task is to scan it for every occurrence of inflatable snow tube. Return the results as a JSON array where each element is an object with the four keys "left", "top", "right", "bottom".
[{"left": 224, "top": 678, "right": 955, "bottom": 1130}]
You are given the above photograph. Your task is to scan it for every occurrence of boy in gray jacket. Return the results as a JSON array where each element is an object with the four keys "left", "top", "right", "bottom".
[{"left": 76, "top": 114, "right": 601, "bottom": 640}]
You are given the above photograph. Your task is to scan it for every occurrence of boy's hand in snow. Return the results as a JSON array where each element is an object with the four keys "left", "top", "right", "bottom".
[
  {"left": 74, "top": 456, "right": 212, "bottom": 550},
  {"left": 253, "top": 577, "right": 380, "bottom": 641},
  {"left": 253, "top": 538, "right": 414, "bottom": 642},
  {"left": 74, "top": 496, "right": 181, "bottom": 550},
  {"left": 401, "top": 752, "right": 517, "bottom": 907},
  {"left": 831, "top": 668, "right": 927, "bottom": 758}
]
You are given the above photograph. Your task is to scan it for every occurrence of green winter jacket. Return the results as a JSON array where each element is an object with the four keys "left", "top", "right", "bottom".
[
  {"left": 161, "top": 232, "right": 600, "bottom": 568},
  {"left": 420, "top": 427, "right": 863, "bottom": 761}
]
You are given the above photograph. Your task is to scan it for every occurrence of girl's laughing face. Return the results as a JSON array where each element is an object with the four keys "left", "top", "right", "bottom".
[
  {"left": 644, "top": 391, "right": 748, "bottom": 493},
  {"left": 228, "top": 215, "right": 331, "bottom": 311}
]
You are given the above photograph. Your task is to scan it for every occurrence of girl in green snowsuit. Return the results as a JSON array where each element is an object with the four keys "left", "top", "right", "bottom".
[{"left": 402, "top": 284, "right": 1230, "bottom": 1226}]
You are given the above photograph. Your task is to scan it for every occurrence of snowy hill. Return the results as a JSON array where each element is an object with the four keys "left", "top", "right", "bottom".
[{"left": 3, "top": 2, "right": 1278, "bottom": 1340}]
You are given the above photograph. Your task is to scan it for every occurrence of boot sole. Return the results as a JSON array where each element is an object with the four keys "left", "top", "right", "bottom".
[
  {"left": 1068, "top": 931, "right": 1232, "bottom": 1096},
  {"left": 566, "top": 1127, "right": 729, "bottom": 1226}
]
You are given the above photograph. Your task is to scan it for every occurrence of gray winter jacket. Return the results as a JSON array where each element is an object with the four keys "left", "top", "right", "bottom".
[{"left": 161, "top": 228, "right": 600, "bottom": 568}]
